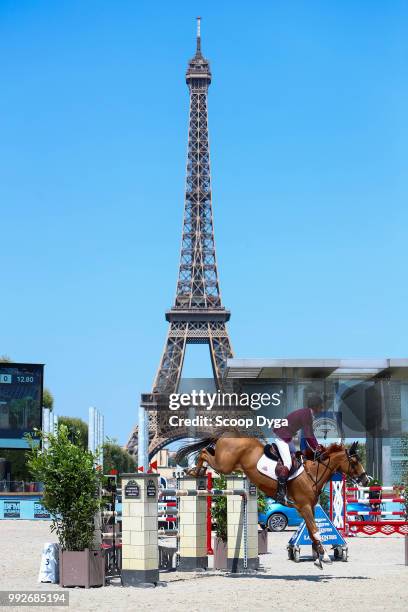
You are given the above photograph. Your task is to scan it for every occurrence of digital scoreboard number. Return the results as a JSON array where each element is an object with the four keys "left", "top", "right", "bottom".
[{"left": 0, "top": 363, "right": 44, "bottom": 447}]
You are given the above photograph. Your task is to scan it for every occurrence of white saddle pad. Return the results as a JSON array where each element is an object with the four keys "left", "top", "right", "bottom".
[{"left": 256, "top": 454, "right": 304, "bottom": 482}]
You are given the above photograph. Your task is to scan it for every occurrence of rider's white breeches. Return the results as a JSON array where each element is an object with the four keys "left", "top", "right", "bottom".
[{"left": 274, "top": 438, "right": 292, "bottom": 469}]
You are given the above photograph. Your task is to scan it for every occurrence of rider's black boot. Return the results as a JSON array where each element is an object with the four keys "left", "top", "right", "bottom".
[
  {"left": 275, "top": 479, "right": 287, "bottom": 504},
  {"left": 275, "top": 465, "right": 289, "bottom": 504}
]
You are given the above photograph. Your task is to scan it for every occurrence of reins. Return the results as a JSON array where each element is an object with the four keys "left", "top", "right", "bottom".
[
  {"left": 305, "top": 452, "right": 333, "bottom": 491},
  {"left": 305, "top": 448, "right": 359, "bottom": 492}
]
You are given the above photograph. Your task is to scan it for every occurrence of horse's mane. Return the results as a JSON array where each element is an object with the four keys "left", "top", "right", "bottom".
[
  {"left": 302, "top": 442, "right": 344, "bottom": 461},
  {"left": 325, "top": 442, "right": 344, "bottom": 453}
]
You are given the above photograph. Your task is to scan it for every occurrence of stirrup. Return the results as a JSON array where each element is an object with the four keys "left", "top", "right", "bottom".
[{"left": 275, "top": 482, "right": 287, "bottom": 504}]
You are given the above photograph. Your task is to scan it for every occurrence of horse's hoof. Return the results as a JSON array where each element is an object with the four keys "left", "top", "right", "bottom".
[
  {"left": 314, "top": 558, "right": 323, "bottom": 570},
  {"left": 321, "top": 550, "right": 333, "bottom": 564}
]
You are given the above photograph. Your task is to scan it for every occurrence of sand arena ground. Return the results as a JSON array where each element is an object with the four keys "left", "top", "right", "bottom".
[{"left": 1, "top": 521, "right": 407, "bottom": 612}]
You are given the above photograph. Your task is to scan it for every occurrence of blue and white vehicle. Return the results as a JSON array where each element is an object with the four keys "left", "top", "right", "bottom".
[
  {"left": 258, "top": 499, "right": 303, "bottom": 532},
  {"left": 259, "top": 497, "right": 373, "bottom": 532}
]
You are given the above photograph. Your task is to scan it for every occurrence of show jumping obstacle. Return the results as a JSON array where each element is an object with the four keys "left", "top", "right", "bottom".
[
  {"left": 330, "top": 476, "right": 408, "bottom": 537},
  {"left": 119, "top": 473, "right": 258, "bottom": 587},
  {"left": 347, "top": 484, "right": 407, "bottom": 536}
]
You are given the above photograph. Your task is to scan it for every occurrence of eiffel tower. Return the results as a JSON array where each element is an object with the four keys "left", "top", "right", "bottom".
[{"left": 126, "top": 18, "right": 233, "bottom": 460}]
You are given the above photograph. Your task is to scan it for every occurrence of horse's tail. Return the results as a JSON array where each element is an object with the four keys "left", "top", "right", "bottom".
[{"left": 175, "top": 437, "right": 215, "bottom": 465}]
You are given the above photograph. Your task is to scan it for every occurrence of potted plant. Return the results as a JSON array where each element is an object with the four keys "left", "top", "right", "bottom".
[
  {"left": 211, "top": 475, "right": 228, "bottom": 569},
  {"left": 27, "top": 425, "right": 105, "bottom": 588}
]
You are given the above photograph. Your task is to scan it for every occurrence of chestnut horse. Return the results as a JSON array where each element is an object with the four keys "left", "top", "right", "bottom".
[{"left": 176, "top": 435, "right": 370, "bottom": 567}]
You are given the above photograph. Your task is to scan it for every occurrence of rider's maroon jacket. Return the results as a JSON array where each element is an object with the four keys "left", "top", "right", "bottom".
[{"left": 273, "top": 407, "right": 319, "bottom": 449}]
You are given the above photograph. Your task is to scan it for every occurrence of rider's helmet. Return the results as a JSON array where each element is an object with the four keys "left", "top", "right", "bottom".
[{"left": 307, "top": 393, "right": 324, "bottom": 413}]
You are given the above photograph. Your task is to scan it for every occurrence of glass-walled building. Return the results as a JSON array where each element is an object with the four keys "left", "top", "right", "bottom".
[{"left": 225, "top": 358, "right": 408, "bottom": 485}]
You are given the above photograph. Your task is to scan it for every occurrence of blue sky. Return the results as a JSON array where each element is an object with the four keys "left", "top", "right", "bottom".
[{"left": 1, "top": 1, "right": 407, "bottom": 445}]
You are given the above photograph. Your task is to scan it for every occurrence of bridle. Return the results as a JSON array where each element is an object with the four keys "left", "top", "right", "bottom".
[
  {"left": 344, "top": 449, "right": 371, "bottom": 485},
  {"left": 306, "top": 447, "right": 370, "bottom": 490},
  {"left": 306, "top": 450, "right": 333, "bottom": 490}
]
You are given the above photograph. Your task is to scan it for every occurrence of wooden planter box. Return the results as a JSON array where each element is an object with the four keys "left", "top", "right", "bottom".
[
  {"left": 213, "top": 537, "right": 228, "bottom": 570},
  {"left": 258, "top": 529, "right": 268, "bottom": 554},
  {"left": 59, "top": 548, "right": 105, "bottom": 588}
]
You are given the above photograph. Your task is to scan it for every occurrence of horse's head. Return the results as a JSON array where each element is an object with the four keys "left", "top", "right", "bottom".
[{"left": 334, "top": 441, "right": 371, "bottom": 486}]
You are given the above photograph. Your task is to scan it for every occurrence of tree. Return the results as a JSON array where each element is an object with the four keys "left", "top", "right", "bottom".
[
  {"left": 103, "top": 439, "right": 136, "bottom": 474},
  {"left": 42, "top": 388, "right": 54, "bottom": 410},
  {"left": 58, "top": 416, "right": 88, "bottom": 450}
]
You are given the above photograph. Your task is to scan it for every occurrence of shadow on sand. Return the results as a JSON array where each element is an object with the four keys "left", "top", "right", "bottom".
[{"left": 226, "top": 573, "right": 370, "bottom": 583}]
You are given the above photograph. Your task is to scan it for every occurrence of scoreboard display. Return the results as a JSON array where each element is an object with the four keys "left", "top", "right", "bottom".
[{"left": 0, "top": 363, "right": 44, "bottom": 448}]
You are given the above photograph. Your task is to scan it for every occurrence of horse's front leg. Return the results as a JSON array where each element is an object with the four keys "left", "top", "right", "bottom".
[{"left": 298, "top": 505, "right": 332, "bottom": 568}]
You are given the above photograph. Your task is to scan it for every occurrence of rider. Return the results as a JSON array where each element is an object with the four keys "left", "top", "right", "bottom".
[{"left": 273, "top": 393, "right": 325, "bottom": 504}]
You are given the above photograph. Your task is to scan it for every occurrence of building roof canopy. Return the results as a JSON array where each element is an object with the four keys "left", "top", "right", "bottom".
[{"left": 225, "top": 358, "right": 408, "bottom": 380}]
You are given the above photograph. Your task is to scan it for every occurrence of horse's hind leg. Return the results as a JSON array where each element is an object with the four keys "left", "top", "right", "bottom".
[
  {"left": 197, "top": 448, "right": 222, "bottom": 474},
  {"left": 187, "top": 438, "right": 242, "bottom": 477},
  {"left": 187, "top": 447, "right": 220, "bottom": 476},
  {"left": 188, "top": 446, "right": 232, "bottom": 477},
  {"left": 186, "top": 449, "right": 209, "bottom": 477}
]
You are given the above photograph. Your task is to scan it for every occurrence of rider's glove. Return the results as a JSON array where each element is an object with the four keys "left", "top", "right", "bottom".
[{"left": 315, "top": 444, "right": 325, "bottom": 456}]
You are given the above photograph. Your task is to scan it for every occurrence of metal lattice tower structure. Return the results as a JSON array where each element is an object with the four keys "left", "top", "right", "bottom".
[{"left": 127, "top": 18, "right": 233, "bottom": 459}]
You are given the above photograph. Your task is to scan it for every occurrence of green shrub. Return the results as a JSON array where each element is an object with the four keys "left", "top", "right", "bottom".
[
  {"left": 257, "top": 489, "right": 267, "bottom": 515},
  {"left": 211, "top": 475, "right": 264, "bottom": 541},
  {"left": 27, "top": 425, "right": 104, "bottom": 551},
  {"left": 211, "top": 474, "right": 227, "bottom": 542},
  {"left": 319, "top": 487, "right": 330, "bottom": 514}
]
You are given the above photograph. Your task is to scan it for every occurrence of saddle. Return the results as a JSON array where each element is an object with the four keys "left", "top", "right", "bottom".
[
  {"left": 264, "top": 443, "right": 281, "bottom": 462},
  {"left": 263, "top": 443, "right": 302, "bottom": 476}
]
